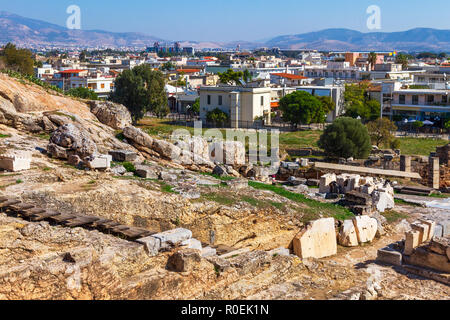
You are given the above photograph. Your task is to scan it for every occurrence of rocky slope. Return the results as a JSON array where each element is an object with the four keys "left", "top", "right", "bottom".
[{"left": 0, "top": 74, "right": 448, "bottom": 300}]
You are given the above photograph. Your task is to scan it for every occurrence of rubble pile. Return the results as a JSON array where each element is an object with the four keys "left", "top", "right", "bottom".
[{"left": 319, "top": 173, "right": 395, "bottom": 213}]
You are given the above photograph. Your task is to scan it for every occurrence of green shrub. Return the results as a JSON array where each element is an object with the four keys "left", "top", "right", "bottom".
[
  {"left": 122, "top": 162, "right": 136, "bottom": 173},
  {"left": 206, "top": 108, "right": 229, "bottom": 127},
  {"left": 318, "top": 117, "right": 371, "bottom": 159}
]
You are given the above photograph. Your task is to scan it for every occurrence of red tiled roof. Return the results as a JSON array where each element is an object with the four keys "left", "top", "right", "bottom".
[
  {"left": 58, "top": 69, "right": 87, "bottom": 74},
  {"left": 177, "top": 69, "right": 201, "bottom": 73},
  {"left": 270, "top": 73, "right": 308, "bottom": 80}
]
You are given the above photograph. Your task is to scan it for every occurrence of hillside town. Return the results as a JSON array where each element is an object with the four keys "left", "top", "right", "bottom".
[
  {"left": 0, "top": 4, "right": 449, "bottom": 308},
  {"left": 28, "top": 45, "right": 450, "bottom": 130}
]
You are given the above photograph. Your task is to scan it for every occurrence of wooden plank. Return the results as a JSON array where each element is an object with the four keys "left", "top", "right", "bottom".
[
  {"left": 0, "top": 199, "right": 21, "bottom": 209},
  {"left": 91, "top": 218, "right": 113, "bottom": 226},
  {"left": 119, "top": 228, "right": 155, "bottom": 239},
  {"left": 48, "top": 213, "right": 77, "bottom": 223},
  {"left": 0, "top": 196, "right": 9, "bottom": 203},
  {"left": 98, "top": 221, "right": 121, "bottom": 230},
  {"left": 314, "top": 162, "right": 422, "bottom": 179},
  {"left": 30, "top": 210, "right": 61, "bottom": 221},
  {"left": 63, "top": 216, "right": 100, "bottom": 227}
]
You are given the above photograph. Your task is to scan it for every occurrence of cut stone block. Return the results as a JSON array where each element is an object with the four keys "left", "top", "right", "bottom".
[
  {"left": 338, "top": 220, "right": 359, "bottom": 247},
  {"left": 319, "top": 173, "right": 336, "bottom": 194},
  {"left": 428, "top": 237, "right": 450, "bottom": 256},
  {"left": 137, "top": 236, "right": 161, "bottom": 256},
  {"left": 404, "top": 231, "right": 420, "bottom": 256},
  {"left": 201, "top": 247, "right": 217, "bottom": 258},
  {"left": 135, "top": 166, "right": 158, "bottom": 179},
  {"left": 292, "top": 218, "right": 337, "bottom": 259},
  {"left": 372, "top": 191, "right": 395, "bottom": 213},
  {"left": 434, "top": 224, "right": 443, "bottom": 238},
  {"left": 108, "top": 150, "right": 138, "bottom": 162},
  {"left": 411, "top": 222, "right": 430, "bottom": 244},
  {"left": 377, "top": 247, "right": 402, "bottom": 266},
  {"left": 181, "top": 238, "right": 202, "bottom": 251},
  {"left": 345, "top": 191, "right": 372, "bottom": 206},
  {"left": 0, "top": 152, "right": 32, "bottom": 172},
  {"left": 404, "top": 247, "right": 450, "bottom": 273},
  {"left": 418, "top": 219, "right": 436, "bottom": 242},
  {"left": 437, "top": 220, "right": 450, "bottom": 237},
  {"left": 352, "top": 216, "right": 378, "bottom": 244},
  {"left": 167, "top": 249, "right": 202, "bottom": 272},
  {"left": 152, "top": 228, "right": 192, "bottom": 249},
  {"left": 85, "top": 154, "right": 112, "bottom": 169}
]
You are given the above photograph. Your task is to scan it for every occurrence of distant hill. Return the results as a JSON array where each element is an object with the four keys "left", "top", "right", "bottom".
[
  {"left": 2, "top": 11, "right": 450, "bottom": 52},
  {"left": 265, "top": 28, "right": 450, "bottom": 51},
  {"left": 0, "top": 11, "right": 163, "bottom": 48}
]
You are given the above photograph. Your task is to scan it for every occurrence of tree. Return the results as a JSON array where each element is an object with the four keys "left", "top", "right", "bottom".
[
  {"left": 79, "top": 50, "right": 88, "bottom": 62},
  {"left": 279, "top": 91, "right": 326, "bottom": 126},
  {"left": 366, "top": 118, "right": 397, "bottom": 147},
  {"left": 368, "top": 52, "right": 378, "bottom": 70},
  {"left": 191, "top": 98, "right": 200, "bottom": 115},
  {"left": 160, "top": 62, "right": 175, "bottom": 71},
  {"left": 395, "top": 53, "right": 409, "bottom": 69},
  {"left": 111, "top": 64, "right": 168, "bottom": 122},
  {"left": 344, "top": 83, "right": 380, "bottom": 121},
  {"left": 444, "top": 119, "right": 450, "bottom": 132},
  {"left": 412, "top": 121, "right": 424, "bottom": 132},
  {"left": 243, "top": 69, "right": 252, "bottom": 82},
  {"left": 218, "top": 69, "right": 244, "bottom": 85},
  {"left": 316, "top": 96, "right": 335, "bottom": 114},
  {"left": 206, "top": 108, "right": 229, "bottom": 127},
  {"left": 318, "top": 117, "right": 371, "bottom": 159},
  {"left": 0, "top": 43, "right": 35, "bottom": 76},
  {"left": 66, "top": 87, "right": 99, "bottom": 100}
]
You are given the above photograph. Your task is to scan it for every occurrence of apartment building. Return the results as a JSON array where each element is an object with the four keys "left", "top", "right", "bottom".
[
  {"left": 295, "top": 85, "right": 345, "bottom": 122},
  {"left": 199, "top": 86, "right": 272, "bottom": 128},
  {"left": 391, "top": 88, "right": 450, "bottom": 121}
]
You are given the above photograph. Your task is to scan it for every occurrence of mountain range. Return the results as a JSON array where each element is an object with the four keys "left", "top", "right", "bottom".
[{"left": 1, "top": 11, "right": 450, "bottom": 52}]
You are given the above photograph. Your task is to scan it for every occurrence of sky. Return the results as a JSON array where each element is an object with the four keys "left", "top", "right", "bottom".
[{"left": 1, "top": 0, "right": 450, "bottom": 42}]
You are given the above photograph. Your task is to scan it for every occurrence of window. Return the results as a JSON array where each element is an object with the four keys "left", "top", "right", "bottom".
[
  {"left": 207, "top": 95, "right": 211, "bottom": 105},
  {"left": 399, "top": 95, "right": 406, "bottom": 104},
  {"left": 442, "top": 95, "right": 448, "bottom": 104},
  {"left": 427, "top": 95, "right": 434, "bottom": 104},
  {"left": 218, "top": 95, "right": 222, "bottom": 105},
  {"left": 101, "top": 83, "right": 105, "bottom": 89},
  {"left": 261, "top": 96, "right": 264, "bottom": 106},
  {"left": 412, "top": 95, "right": 419, "bottom": 105}
]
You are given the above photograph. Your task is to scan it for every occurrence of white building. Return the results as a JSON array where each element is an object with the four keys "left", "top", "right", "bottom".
[{"left": 199, "top": 86, "right": 272, "bottom": 128}]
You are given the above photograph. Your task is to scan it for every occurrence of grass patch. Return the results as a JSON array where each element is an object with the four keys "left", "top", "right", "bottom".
[
  {"left": 394, "top": 198, "right": 421, "bottom": 207},
  {"left": 240, "top": 196, "right": 267, "bottom": 207},
  {"left": 200, "top": 172, "right": 235, "bottom": 181},
  {"left": 0, "top": 133, "right": 11, "bottom": 138},
  {"left": 34, "top": 133, "right": 51, "bottom": 140},
  {"left": 42, "top": 167, "right": 52, "bottom": 171},
  {"left": 202, "top": 193, "right": 236, "bottom": 206},
  {"left": 396, "top": 137, "right": 448, "bottom": 156},
  {"left": 381, "top": 210, "right": 409, "bottom": 223},
  {"left": 269, "top": 201, "right": 285, "bottom": 210},
  {"left": 248, "top": 181, "right": 354, "bottom": 222},
  {"left": 53, "top": 112, "right": 77, "bottom": 122},
  {"left": 15, "top": 179, "right": 23, "bottom": 184}
]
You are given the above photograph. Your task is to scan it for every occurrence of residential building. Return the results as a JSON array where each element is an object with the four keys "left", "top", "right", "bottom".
[
  {"left": 295, "top": 85, "right": 345, "bottom": 122},
  {"left": 199, "top": 86, "right": 272, "bottom": 128},
  {"left": 270, "top": 73, "right": 311, "bottom": 86}
]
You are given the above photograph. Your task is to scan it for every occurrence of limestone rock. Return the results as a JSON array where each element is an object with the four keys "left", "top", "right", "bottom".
[
  {"left": 404, "top": 231, "right": 421, "bottom": 256},
  {"left": 123, "top": 126, "right": 154, "bottom": 149},
  {"left": 338, "top": 220, "right": 359, "bottom": 247},
  {"left": 89, "top": 101, "right": 132, "bottom": 130},
  {"left": 352, "top": 216, "right": 378, "bottom": 244},
  {"left": 372, "top": 190, "right": 395, "bottom": 213},
  {"left": 377, "top": 247, "right": 402, "bottom": 266},
  {"left": 48, "top": 123, "right": 97, "bottom": 159},
  {"left": 292, "top": 218, "right": 337, "bottom": 259},
  {"left": 319, "top": 173, "right": 336, "bottom": 194},
  {"left": 167, "top": 249, "right": 202, "bottom": 272}
]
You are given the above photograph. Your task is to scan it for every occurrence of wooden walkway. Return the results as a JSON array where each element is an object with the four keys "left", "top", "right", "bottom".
[{"left": 0, "top": 196, "right": 156, "bottom": 242}]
